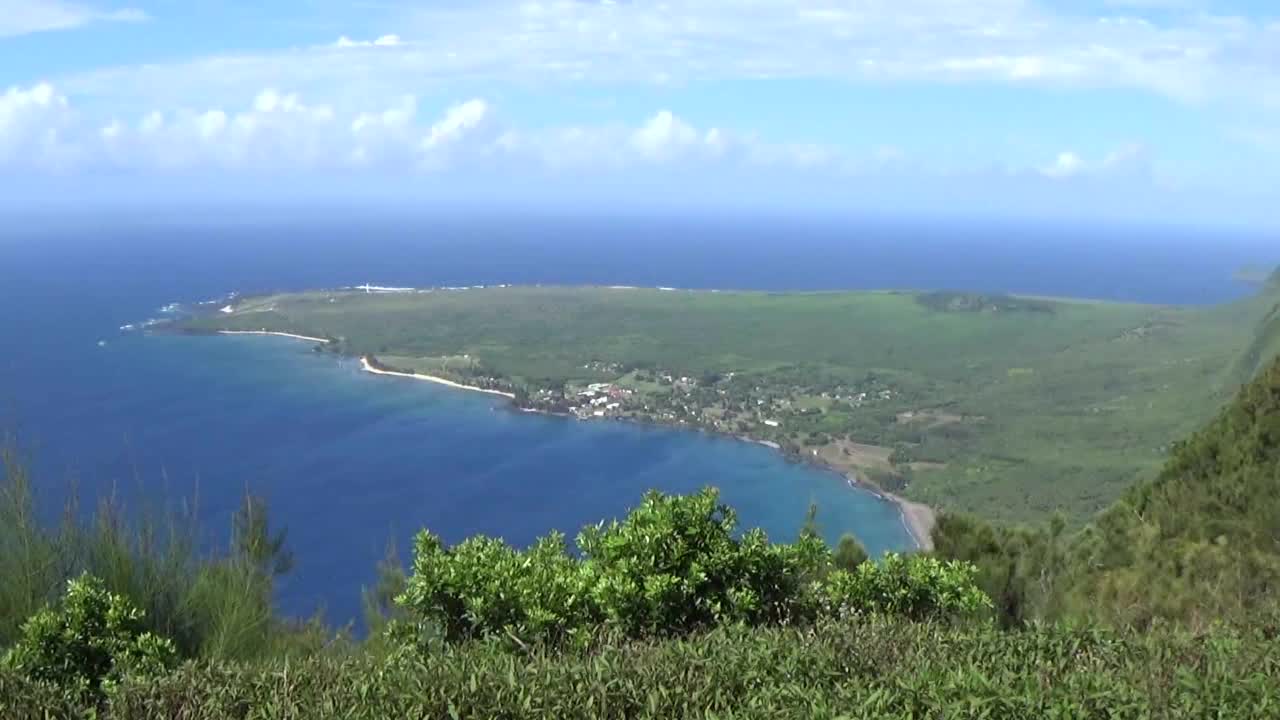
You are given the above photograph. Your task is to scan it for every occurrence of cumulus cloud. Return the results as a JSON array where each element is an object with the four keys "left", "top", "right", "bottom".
[
  {"left": 6, "top": 81, "right": 1259, "bottom": 227},
  {"left": 0, "top": 1, "right": 146, "bottom": 38},
  {"left": 97, "top": 89, "right": 341, "bottom": 170},
  {"left": 0, "top": 83, "right": 77, "bottom": 168},
  {"left": 332, "top": 34, "right": 403, "bottom": 48},
  {"left": 487, "top": 109, "right": 820, "bottom": 173},
  {"left": 0, "top": 80, "right": 1180, "bottom": 208},
  {"left": 422, "top": 99, "right": 490, "bottom": 150},
  {"left": 349, "top": 95, "right": 418, "bottom": 166},
  {"left": 629, "top": 111, "right": 709, "bottom": 161},
  {"left": 1042, "top": 151, "right": 1085, "bottom": 178},
  {"left": 1038, "top": 144, "right": 1151, "bottom": 180},
  {"left": 2, "top": 85, "right": 853, "bottom": 176}
]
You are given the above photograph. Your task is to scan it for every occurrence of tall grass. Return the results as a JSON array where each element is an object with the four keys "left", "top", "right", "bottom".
[
  {"left": 0, "top": 439, "right": 335, "bottom": 662},
  {"left": 6, "top": 616, "right": 1279, "bottom": 719}
]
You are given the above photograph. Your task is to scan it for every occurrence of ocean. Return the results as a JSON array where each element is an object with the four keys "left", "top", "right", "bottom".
[{"left": 2, "top": 209, "right": 1276, "bottom": 626}]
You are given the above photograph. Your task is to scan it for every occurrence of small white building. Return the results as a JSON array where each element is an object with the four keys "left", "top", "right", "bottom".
[{"left": 763, "top": 419, "right": 780, "bottom": 427}]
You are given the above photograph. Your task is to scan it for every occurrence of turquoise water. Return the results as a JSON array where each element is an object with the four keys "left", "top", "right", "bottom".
[{"left": 3, "top": 213, "right": 1274, "bottom": 626}]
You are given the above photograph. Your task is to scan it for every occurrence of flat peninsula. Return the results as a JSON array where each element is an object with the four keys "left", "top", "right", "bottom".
[{"left": 173, "top": 279, "right": 1280, "bottom": 533}]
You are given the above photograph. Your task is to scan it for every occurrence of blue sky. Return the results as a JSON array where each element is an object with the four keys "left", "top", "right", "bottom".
[{"left": 2, "top": 0, "right": 1279, "bottom": 228}]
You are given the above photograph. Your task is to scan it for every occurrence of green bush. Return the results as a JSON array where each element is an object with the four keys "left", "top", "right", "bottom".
[
  {"left": 398, "top": 489, "right": 985, "bottom": 647},
  {"left": 822, "top": 553, "right": 991, "bottom": 619},
  {"left": 400, "top": 530, "right": 595, "bottom": 645},
  {"left": 3, "top": 574, "right": 176, "bottom": 704},
  {"left": 400, "top": 489, "right": 833, "bottom": 645},
  {"left": 575, "top": 489, "right": 830, "bottom": 635}
]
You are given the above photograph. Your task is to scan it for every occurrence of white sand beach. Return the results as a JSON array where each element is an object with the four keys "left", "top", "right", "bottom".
[
  {"left": 892, "top": 495, "right": 937, "bottom": 552},
  {"left": 360, "top": 357, "right": 517, "bottom": 399},
  {"left": 218, "top": 330, "right": 331, "bottom": 343}
]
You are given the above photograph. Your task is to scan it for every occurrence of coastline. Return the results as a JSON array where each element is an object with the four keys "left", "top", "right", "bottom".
[
  {"left": 744, "top": 438, "right": 935, "bottom": 550},
  {"left": 204, "top": 331, "right": 933, "bottom": 551},
  {"left": 218, "top": 330, "right": 331, "bottom": 343},
  {"left": 359, "top": 357, "right": 517, "bottom": 399},
  {"left": 509, "top": 409, "right": 936, "bottom": 552},
  {"left": 500, "top": 407, "right": 937, "bottom": 551},
  {"left": 881, "top": 490, "right": 936, "bottom": 552}
]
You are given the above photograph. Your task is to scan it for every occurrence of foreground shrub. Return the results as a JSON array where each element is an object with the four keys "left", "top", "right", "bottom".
[
  {"left": 575, "top": 489, "right": 831, "bottom": 636},
  {"left": 3, "top": 574, "right": 176, "bottom": 704},
  {"left": 399, "top": 488, "right": 986, "bottom": 646},
  {"left": 400, "top": 531, "right": 595, "bottom": 645},
  {"left": 823, "top": 553, "right": 991, "bottom": 619}
]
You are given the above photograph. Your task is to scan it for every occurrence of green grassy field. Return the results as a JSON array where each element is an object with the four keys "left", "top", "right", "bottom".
[{"left": 180, "top": 282, "right": 1280, "bottom": 525}]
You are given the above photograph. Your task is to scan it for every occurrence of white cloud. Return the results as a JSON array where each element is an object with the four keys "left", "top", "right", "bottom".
[
  {"left": 936, "top": 55, "right": 1077, "bottom": 82},
  {"left": 351, "top": 97, "right": 415, "bottom": 135},
  {"left": 332, "top": 34, "right": 403, "bottom": 49},
  {"left": 3, "top": 84, "right": 851, "bottom": 176},
  {"left": 97, "top": 89, "right": 342, "bottom": 170},
  {"left": 0, "top": 82, "right": 1184, "bottom": 206},
  {"left": 1042, "top": 151, "right": 1084, "bottom": 178},
  {"left": 422, "top": 98, "right": 490, "bottom": 150},
  {"left": 48, "top": 0, "right": 1280, "bottom": 113},
  {"left": 1101, "top": 0, "right": 1199, "bottom": 9},
  {"left": 0, "top": 83, "right": 62, "bottom": 131},
  {"left": 0, "top": 83, "right": 76, "bottom": 168},
  {"left": 486, "top": 109, "right": 843, "bottom": 175},
  {"left": 349, "top": 95, "right": 417, "bottom": 166},
  {"left": 196, "top": 110, "right": 228, "bottom": 140},
  {"left": 629, "top": 111, "right": 701, "bottom": 160},
  {"left": 6, "top": 82, "right": 1269, "bottom": 227},
  {"left": 1038, "top": 144, "right": 1151, "bottom": 179},
  {"left": 0, "top": 1, "right": 146, "bottom": 38}
]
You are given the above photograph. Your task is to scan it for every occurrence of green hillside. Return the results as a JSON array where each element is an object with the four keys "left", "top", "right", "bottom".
[
  {"left": 1233, "top": 299, "right": 1280, "bottom": 382},
  {"left": 1062, "top": 353, "right": 1280, "bottom": 626},
  {"left": 178, "top": 281, "right": 1278, "bottom": 525},
  {"left": 936, "top": 352, "right": 1280, "bottom": 628}
]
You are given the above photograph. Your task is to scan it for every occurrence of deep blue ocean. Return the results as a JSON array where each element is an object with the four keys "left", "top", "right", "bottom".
[{"left": 2, "top": 210, "right": 1276, "bottom": 627}]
